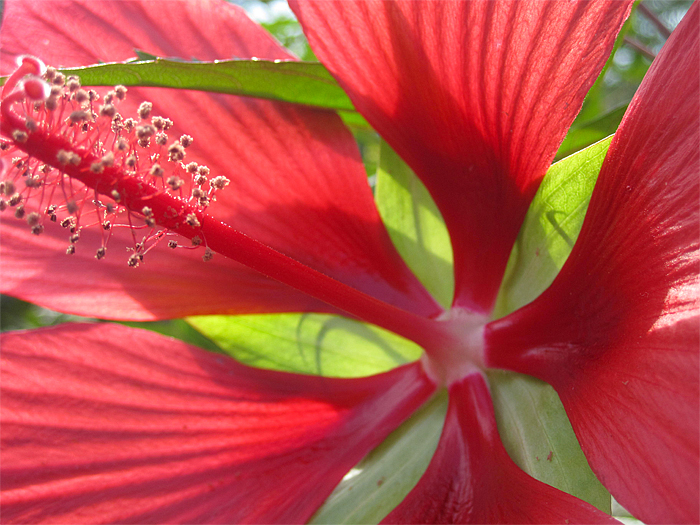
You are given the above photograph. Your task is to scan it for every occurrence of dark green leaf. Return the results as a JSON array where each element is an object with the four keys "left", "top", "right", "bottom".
[
  {"left": 1, "top": 58, "right": 362, "bottom": 115},
  {"left": 556, "top": 105, "right": 626, "bottom": 160}
]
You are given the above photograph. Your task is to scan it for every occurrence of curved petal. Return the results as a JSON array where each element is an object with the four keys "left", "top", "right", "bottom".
[
  {"left": 0, "top": 0, "right": 440, "bottom": 320},
  {"left": 0, "top": 323, "right": 436, "bottom": 524},
  {"left": 290, "top": 0, "right": 633, "bottom": 313},
  {"left": 382, "top": 373, "right": 617, "bottom": 524},
  {"left": 485, "top": 6, "right": 700, "bottom": 523}
]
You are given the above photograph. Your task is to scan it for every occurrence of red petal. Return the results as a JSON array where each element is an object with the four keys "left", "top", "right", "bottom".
[
  {"left": 290, "top": 0, "right": 633, "bottom": 313},
  {"left": 0, "top": 0, "right": 439, "bottom": 319},
  {"left": 0, "top": 224, "right": 333, "bottom": 319},
  {"left": 485, "top": 6, "right": 700, "bottom": 523},
  {"left": 383, "top": 373, "right": 617, "bottom": 524},
  {"left": 1, "top": 323, "right": 436, "bottom": 524}
]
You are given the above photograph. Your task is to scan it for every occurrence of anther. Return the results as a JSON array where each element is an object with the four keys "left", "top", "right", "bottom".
[
  {"left": 24, "top": 175, "right": 42, "bottom": 188},
  {"left": 66, "top": 245, "right": 76, "bottom": 255},
  {"left": 73, "top": 89, "right": 90, "bottom": 104},
  {"left": 99, "top": 104, "right": 116, "bottom": 119},
  {"left": 167, "top": 175, "right": 183, "bottom": 190},
  {"left": 115, "top": 138, "right": 129, "bottom": 152},
  {"left": 44, "top": 66, "right": 57, "bottom": 82},
  {"left": 167, "top": 142, "right": 185, "bottom": 162},
  {"left": 152, "top": 116, "right": 172, "bottom": 131},
  {"left": 114, "top": 85, "right": 127, "bottom": 101},
  {"left": 202, "top": 247, "right": 213, "bottom": 262},
  {"left": 95, "top": 247, "right": 106, "bottom": 260},
  {"left": 185, "top": 213, "right": 200, "bottom": 228},
  {"left": 137, "top": 101, "right": 153, "bottom": 120},
  {"left": 14, "top": 204, "right": 25, "bottom": 219},
  {"left": 2, "top": 180, "right": 16, "bottom": 195},
  {"left": 66, "top": 76, "right": 81, "bottom": 92},
  {"left": 12, "top": 130, "right": 28, "bottom": 143},
  {"left": 101, "top": 152, "right": 115, "bottom": 167},
  {"left": 26, "top": 211, "right": 41, "bottom": 226},
  {"left": 211, "top": 176, "right": 230, "bottom": 190},
  {"left": 179, "top": 135, "right": 193, "bottom": 148},
  {"left": 168, "top": 240, "right": 178, "bottom": 249},
  {"left": 69, "top": 110, "right": 90, "bottom": 124},
  {"left": 150, "top": 164, "right": 164, "bottom": 177}
]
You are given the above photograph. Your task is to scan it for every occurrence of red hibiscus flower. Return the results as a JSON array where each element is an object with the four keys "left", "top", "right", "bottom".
[{"left": 0, "top": 1, "right": 697, "bottom": 523}]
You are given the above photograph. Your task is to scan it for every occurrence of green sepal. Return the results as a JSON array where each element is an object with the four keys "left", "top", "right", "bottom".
[
  {"left": 309, "top": 391, "right": 448, "bottom": 524},
  {"left": 375, "top": 140, "right": 454, "bottom": 308},
  {"left": 187, "top": 313, "right": 421, "bottom": 378},
  {"left": 493, "top": 136, "right": 613, "bottom": 319},
  {"left": 488, "top": 371, "right": 611, "bottom": 513}
]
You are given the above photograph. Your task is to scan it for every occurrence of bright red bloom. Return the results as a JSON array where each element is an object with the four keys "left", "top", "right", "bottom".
[{"left": 0, "top": 0, "right": 697, "bottom": 524}]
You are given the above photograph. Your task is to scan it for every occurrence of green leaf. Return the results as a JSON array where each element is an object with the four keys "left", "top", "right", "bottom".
[
  {"left": 187, "top": 313, "right": 422, "bottom": 378},
  {"left": 309, "top": 391, "right": 448, "bottom": 524},
  {"left": 556, "top": 105, "right": 626, "bottom": 160},
  {"left": 375, "top": 140, "right": 454, "bottom": 308},
  {"left": 488, "top": 371, "right": 611, "bottom": 513},
  {"left": 493, "top": 136, "right": 612, "bottom": 319},
  {"left": 0, "top": 58, "right": 359, "bottom": 113}
]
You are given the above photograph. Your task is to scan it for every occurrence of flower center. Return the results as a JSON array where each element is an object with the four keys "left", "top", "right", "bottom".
[
  {"left": 0, "top": 56, "right": 229, "bottom": 265},
  {"left": 421, "top": 307, "right": 488, "bottom": 386}
]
